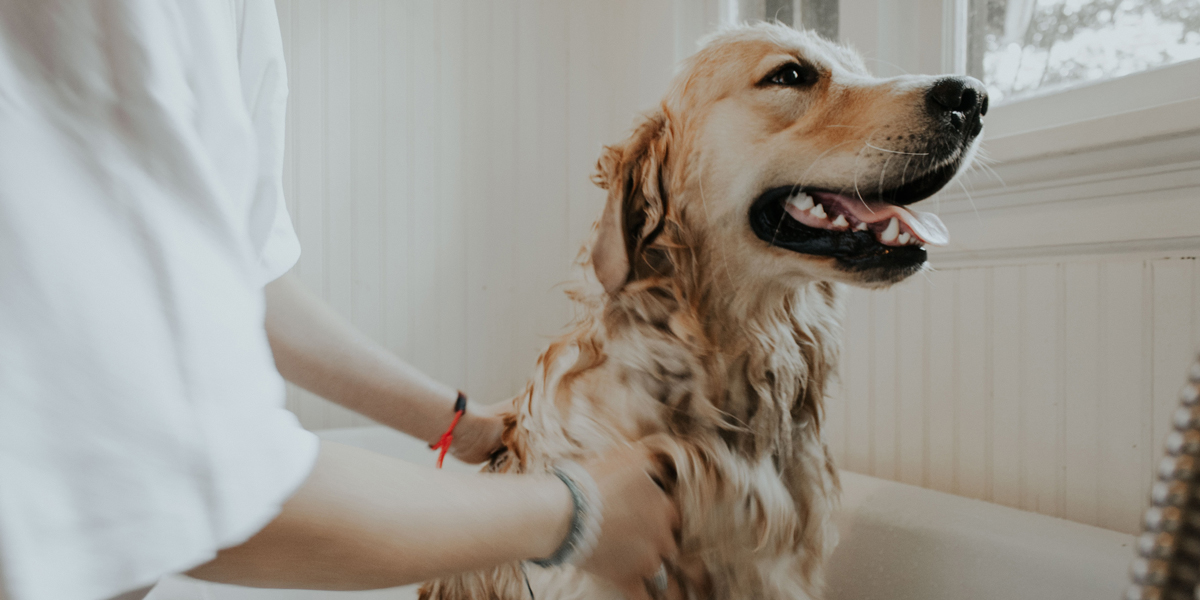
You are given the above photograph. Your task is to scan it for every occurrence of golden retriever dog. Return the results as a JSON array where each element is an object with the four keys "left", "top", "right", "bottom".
[{"left": 422, "top": 22, "right": 986, "bottom": 600}]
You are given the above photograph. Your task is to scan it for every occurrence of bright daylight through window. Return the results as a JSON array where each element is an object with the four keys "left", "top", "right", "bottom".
[
  {"left": 968, "top": 0, "right": 1200, "bottom": 103},
  {"left": 738, "top": 0, "right": 840, "bottom": 41}
]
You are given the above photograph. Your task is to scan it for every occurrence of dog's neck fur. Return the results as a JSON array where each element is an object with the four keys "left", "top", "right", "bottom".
[{"left": 600, "top": 242, "right": 844, "bottom": 459}]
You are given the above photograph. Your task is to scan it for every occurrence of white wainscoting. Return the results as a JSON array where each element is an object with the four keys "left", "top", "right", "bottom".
[
  {"left": 826, "top": 111, "right": 1200, "bottom": 534},
  {"left": 272, "top": 0, "right": 1200, "bottom": 535},
  {"left": 828, "top": 256, "right": 1200, "bottom": 535},
  {"left": 273, "top": 0, "right": 677, "bottom": 428}
]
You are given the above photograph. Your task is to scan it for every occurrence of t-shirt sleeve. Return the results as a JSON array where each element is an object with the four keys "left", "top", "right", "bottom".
[
  {"left": 235, "top": 0, "right": 301, "bottom": 285},
  {"left": 0, "top": 3, "right": 318, "bottom": 600}
]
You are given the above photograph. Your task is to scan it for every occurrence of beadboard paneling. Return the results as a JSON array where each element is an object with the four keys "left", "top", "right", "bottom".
[
  {"left": 272, "top": 1, "right": 1200, "bottom": 536},
  {"left": 829, "top": 256, "right": 1200, "bottom": 534},
  {"left": 273, "top": 0, "right": 676, "bottom": 429}
]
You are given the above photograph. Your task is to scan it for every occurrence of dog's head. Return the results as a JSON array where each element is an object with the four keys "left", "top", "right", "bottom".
[{"left": 591, "top": 23, "right": 987, "bottom": 294}]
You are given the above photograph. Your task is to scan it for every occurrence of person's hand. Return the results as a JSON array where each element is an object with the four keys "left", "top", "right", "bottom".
[
  {"left": 579, "top": 445, "right": 680, "bottom": 600},
  {"left": 448, "top": 401, "right": 507, "bottom": 464}
]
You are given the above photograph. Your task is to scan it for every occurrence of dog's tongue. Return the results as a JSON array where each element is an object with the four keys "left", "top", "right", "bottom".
[
  {"left": 903, "top": 211, "right": 950, "bottom": 246},
  {"left": 811, "top": 192, "right": 950, "bottom": 246}
]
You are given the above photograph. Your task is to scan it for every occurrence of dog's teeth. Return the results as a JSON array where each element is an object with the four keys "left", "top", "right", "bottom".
[
  {"left": 898, "top": 232, "right": 910, "bottom": 244},
  {"left": 832, "top": 215, "right": 848, "bottom": 228},
  {"left": 788, "top": 194, "right": 815, "bottom": 211},
  {"left": 881, "top": 217, "right": 899, "bottom": 243},
  {"left": 809, "top": 204, "right": 827, "bottom": 219},
  {"left": 855, "top": 222, "right": 869, "bottom": 232}
]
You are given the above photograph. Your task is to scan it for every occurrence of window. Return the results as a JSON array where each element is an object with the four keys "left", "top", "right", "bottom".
[
  {"left": 687, "top": 0, "right": 1199, "bottom": 138},
  {"left": 967, "top": 0, "right": 1200, "bottom": 103},
  {"left": 732, "top": 0, "right": 841, "bottom": 41}
]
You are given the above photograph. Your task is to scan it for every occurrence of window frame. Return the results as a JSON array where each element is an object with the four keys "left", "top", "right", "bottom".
[
  {"left": 942, "top": 0, "right": 1200, "bottom": 143},
  {"left": 680, "top": 0, "right": 1200, "bottom": 160},
  {"left": 984, "top": 58, "right": 1200, "bottom": 135},
  {"left": 674, "top": 0, "right": 1200, "bottom": 276}
]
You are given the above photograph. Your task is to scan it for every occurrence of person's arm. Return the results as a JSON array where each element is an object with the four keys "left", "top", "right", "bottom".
[
  {"left": 187, "top": 441, "right": 678, "bottom": 600},
  {"left": 263, "top": 274, "right": 502, "bottom": 463}
]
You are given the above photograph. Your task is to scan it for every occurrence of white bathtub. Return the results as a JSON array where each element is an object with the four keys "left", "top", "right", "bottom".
[{"left": 148, "top": 426, "right": 1135, "bottom": 600}]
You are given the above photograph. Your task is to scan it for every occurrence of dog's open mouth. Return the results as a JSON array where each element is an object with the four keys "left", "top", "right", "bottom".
[{"left": 749, "top": 184, "right": 950, "bottom": 276}]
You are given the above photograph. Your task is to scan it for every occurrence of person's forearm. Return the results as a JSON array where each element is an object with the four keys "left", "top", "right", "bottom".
[
  {"left": 187, "top": 440, "right": 571, "bottom": 589},
  {"left": 263, "top": 274, "right": 459, "bottom": 445}
]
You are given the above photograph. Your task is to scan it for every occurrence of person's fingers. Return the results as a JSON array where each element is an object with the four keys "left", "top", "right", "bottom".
[
  {"left": 578, "top": 447, "right": 684, "bottom": 595},
  {"left": 449, "top": 412, "right": 506, "bottom": 464},
  {"left": 621, "top": 580, "right": 653, "bottom": 600},
  {"left": 649, "top": 483, "right": 679, "bottom": 557},
  {"left": 660, "top": 494, "right": 680, "bottom": 536},
  {"left": 659, "top": 532, "right": 679, "bottom": 563},
  {"left": 666, "top": 566, "right": 687, "bottom": 600},
  {"left": 634, "top": 554, "right": 667, "bottom": 599},
  {"left": 640, "top": 553, "right": 664, "bottom": 579},
  {"left": 667, "top": 496, "right": 680, "bottom": 530},
  {"left": 641, "top": 452, "right": 671, "bottom": 492}
]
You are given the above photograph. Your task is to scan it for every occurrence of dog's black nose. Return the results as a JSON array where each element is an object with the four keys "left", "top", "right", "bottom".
[{"left": 926, "top": 76, "right": 988, "bottom": 136}]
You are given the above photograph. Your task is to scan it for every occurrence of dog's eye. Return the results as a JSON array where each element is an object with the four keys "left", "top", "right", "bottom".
[{"left": 764, "top": 63, "right": 819, "bottom": 87}]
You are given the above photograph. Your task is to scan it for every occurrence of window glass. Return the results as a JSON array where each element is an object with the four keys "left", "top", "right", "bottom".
[
  {"left": 968, "top": 0, "right": 1200, "bottom": 103},
  {"left": 735, "top": 0, "right": 840, "bottom": 40}
]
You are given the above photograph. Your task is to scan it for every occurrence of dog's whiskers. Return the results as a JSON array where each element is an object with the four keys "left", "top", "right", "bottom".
[
  {"left": 792, "top": 140, "right": 856, "bottom": 188},
  {"left": 970, "top": 153, "right": 1005, "bottom": 187},
  {"left": 864, "top": 142, "right": 929, "bottom": 156},
  {"left": 956, "top": 178, "right": 983, "bottom": 225},
  {"left": 899, "top": 155, "right": 914, "bottom": 193},
  {"left": 771, "top": 141, "right": 860, "bottom": 238},
  {"left": 918, "top": 265, "right": 937, "bottom": 287},
  {"left": 851, "top": 130, "right": 881, "bottom": 211},
  {"left": 770, "top": 183, "right": 804, "bottom": 247},
  {"left": 877, "top": 153, "right": 894, "bottom": 200},
  {"left": 861, "top": 56, "right": 913, "bottom": 75}
]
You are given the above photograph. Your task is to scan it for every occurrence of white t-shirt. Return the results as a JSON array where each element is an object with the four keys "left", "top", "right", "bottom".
[{"left": 0, "top": 2, "right": 318, "bottom": 600}]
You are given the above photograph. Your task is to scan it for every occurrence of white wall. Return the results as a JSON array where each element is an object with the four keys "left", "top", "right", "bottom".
[
  {"left": 830, "top": 256, "right": 1200, "bottom": 535},
  {"left": 273, "top": 0, "right": 1200, "bottom": 535},
  {"left": 273, "top": 0, "right": 677, "bottom": 428},
  {"left": 827, "top": 94, "right": 1200, "bottom": 534}
]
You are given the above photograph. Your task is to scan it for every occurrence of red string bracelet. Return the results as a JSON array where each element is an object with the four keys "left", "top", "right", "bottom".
[{"left": 430, "top": 392, "right": 467, "bottom": 468}]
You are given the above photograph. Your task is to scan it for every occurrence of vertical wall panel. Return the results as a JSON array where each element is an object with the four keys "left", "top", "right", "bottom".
[
  {"left": 513, "top": 0, "right": 573, "bottom": 391},
  {"left": 870, "top": 288, "right": 898, "bottom": 479},
  {"left": 275, "top": 0, "right": 676, "bottom": 426},
  {"left": 989, "top": 266, "right": 1022, "bottom": 510},
  {"left": 894, "top": 278, "right": 926, "bottom": 487},
  {"left": 350, "top": 0, "right": 385, "bottom": 350},
  {"left": 282, "top": 0, "right": 330, "bottom": 428},
  {"left": 954, "top": 268, "right": 990, "bottom": 501},
  {"left": 924, "top": 269, "right": 956, "bottom": 493},
  {"left": 1062, "top": 263, "right": 1101, "bottom": 527},
  {"left": 273, "top": 0, "right": 1198, "bottom": 536},
  {"left": 1195, "top": 258, "right": 1200, "bottom": 356},
  {"left": 1096, "top": 261, "right": 1152, "bottom": 533},
  {"left": 464, "top": 0, "right": 497, "bottom": 398},
  {"left": 435, "top": 0, "right": 468, "bottom": 391},
  {"left": 324, "top": 0, "right": 354, "bottom": 335},
  {"left": 836, "top": 255, "right": 1200, "bottom": 534},
  {"left": 841, "top": 289, "right": 872, "bottom": 474},
  {"left": 407, "top": 0, "right": 440, "bottom": 388},
  {"left": 1019, "top": 264, "right": 1062, "bottom": 517},
  {"left": 1153, "top": 259, "right": 1198, "bottom": 455},
  {"left": 382, "top": 0, "right": 413, "bottom": 361}
]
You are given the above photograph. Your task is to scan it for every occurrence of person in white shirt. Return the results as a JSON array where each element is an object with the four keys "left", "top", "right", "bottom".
[{"left": 0, "top": 3, "right": 677, "bottom": 600}]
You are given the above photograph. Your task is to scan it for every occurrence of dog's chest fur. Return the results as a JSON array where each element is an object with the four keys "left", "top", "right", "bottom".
[{"left": 479, "top": 279, "right": 846, "bottom": 600}]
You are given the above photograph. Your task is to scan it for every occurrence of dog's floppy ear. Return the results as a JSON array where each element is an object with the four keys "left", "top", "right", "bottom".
[{"left": 591, "top": 112, "right": 671, "bottom": 295}]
